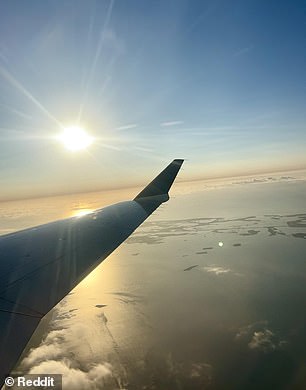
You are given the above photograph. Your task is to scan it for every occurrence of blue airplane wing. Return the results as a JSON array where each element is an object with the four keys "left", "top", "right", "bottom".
[{"left": 0, "top": 159, "right": 183, "bottom": 385}]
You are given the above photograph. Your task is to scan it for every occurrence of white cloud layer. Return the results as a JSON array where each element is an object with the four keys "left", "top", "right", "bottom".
[
  {"left": 29, "top": 360, "right": 113, "bottom": 390},
  {"left": 20, "top": 308, "right": 116, "bottom": 390}
]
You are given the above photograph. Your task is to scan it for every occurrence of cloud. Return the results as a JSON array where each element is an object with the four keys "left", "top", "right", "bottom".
[
  {"left": 116, "top": 124, "right": 137, "bottom": 130},
  {"left": 235, "top": 321, "right": 287, "bottom": 353},
  {"left": 203, "top": 265, "right": 231, "bottom": 275},
  {"left": 235, "top": 321, "right": 268, "bottom": 339},
  {"left": 29, "top": 360, "right": 113, "bottom": 390},
  {"left": 190, "top": 362, "right": 212, "bottom": 380},
  {"left": 163, "top": 353, "right": 213, "bottom": 386},
  {"left": 248, "top": 329, "right": 275, "bottom": 352},
  {"left": 21, "top": 299, "right": 215, "bottom": 389},
  {"left": 20, "top": 306, "right": 116, "bottom": 390},
  {"left": 22, "top": 329, "right": 69, "bottom": 368},
  {"left": 0, "top": 208, "right": 39, "bottom": 220},
  {"left": 23, "top": 343, "right": 63, "bottom": 367},
  {"left": 160, "top": 120, "right": 183, "bottom": 127},
  {"left": 233, "top": 175, "right": 297, "bottom": 186}
]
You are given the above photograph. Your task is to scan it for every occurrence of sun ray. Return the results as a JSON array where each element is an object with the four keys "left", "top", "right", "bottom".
[
  {"left": 77, "top": 0, "right": 115, "bottom": 122},
  {"left": 0, "top": 103, "right": 34, "bottom": 121},
  {"left": 0, "top": 65, "right": 63, "bottom": 128}
]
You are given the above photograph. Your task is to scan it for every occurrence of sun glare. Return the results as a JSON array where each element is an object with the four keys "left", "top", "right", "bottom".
[
  {"left": 58, "top": 126, "right": 93, "bottom": 151},
  {"left": 72, "top": 209, "right": 94, "bottom": 218}
]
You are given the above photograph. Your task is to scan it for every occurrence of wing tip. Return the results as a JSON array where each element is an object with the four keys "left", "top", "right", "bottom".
[
  {"left": 172, "top": 158, "right": 184, "bottom": 164},
  {"left": 134, "top": 159, "right": 184, "bottom": 201}
]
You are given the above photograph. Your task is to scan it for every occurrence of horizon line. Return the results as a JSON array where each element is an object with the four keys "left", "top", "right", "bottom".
[{"left": 1, "top": 165, "right": 306, "bottom": 203}]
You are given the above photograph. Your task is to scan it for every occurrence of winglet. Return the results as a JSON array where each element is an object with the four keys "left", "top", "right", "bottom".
[{"left": 134, "top": 159, "right": 184, "bottom": 213}]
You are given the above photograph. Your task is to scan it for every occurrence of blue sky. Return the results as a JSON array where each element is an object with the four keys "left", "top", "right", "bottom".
[{"left": 0, "top": 0, "right": 305, "bottom": 199}]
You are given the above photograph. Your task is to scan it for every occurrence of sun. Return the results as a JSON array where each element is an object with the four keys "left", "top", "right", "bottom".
[{"left": 58, "top": 126, "right": 93, "bottom": 151}]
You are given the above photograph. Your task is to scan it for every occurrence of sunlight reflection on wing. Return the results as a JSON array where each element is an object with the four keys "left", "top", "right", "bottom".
[{"left": 72, "top": 209, "right": 94, "bottom": 218}]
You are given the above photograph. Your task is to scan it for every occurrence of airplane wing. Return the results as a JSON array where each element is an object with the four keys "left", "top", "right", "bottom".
[{"left": 0, "top": 159, "right": 184, "bottom": 386}]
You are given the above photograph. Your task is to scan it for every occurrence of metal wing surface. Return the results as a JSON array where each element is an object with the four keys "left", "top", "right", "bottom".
[{"left": 0, "top": 159, "right": 183, "bottom": 385}]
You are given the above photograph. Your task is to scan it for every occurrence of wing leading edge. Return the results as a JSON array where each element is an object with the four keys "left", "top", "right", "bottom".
[{"left": 0, "top": 159, "right": 183, "bottom": 385}]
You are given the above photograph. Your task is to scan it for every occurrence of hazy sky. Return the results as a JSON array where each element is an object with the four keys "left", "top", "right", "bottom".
[{"left": 0, "top": 0, "right": 305, "bottom": 200}]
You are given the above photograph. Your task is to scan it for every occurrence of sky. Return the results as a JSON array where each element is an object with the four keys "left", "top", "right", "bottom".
[{"left": 0, "top": 0, "right": 305, "bottom": 200}]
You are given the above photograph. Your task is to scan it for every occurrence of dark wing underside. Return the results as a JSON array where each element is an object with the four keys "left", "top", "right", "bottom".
[{"left": 0, "top": 159, "right": 183, "bottom": 386}]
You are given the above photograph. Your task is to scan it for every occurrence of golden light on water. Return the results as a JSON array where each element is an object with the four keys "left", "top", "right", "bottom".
[{"left": 58, "top": 126, "right": 93, "bottom": 151}]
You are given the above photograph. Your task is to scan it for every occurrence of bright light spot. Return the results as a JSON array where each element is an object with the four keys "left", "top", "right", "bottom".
[
  {"left": 73, "top": 209, "right": 94, "bottom": 218},
  {"left": 58, "top": 126, "right": 93, "bottom": 151},
  {"left": 218, "top": 241, "right": 224, "bottom": 247}
]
